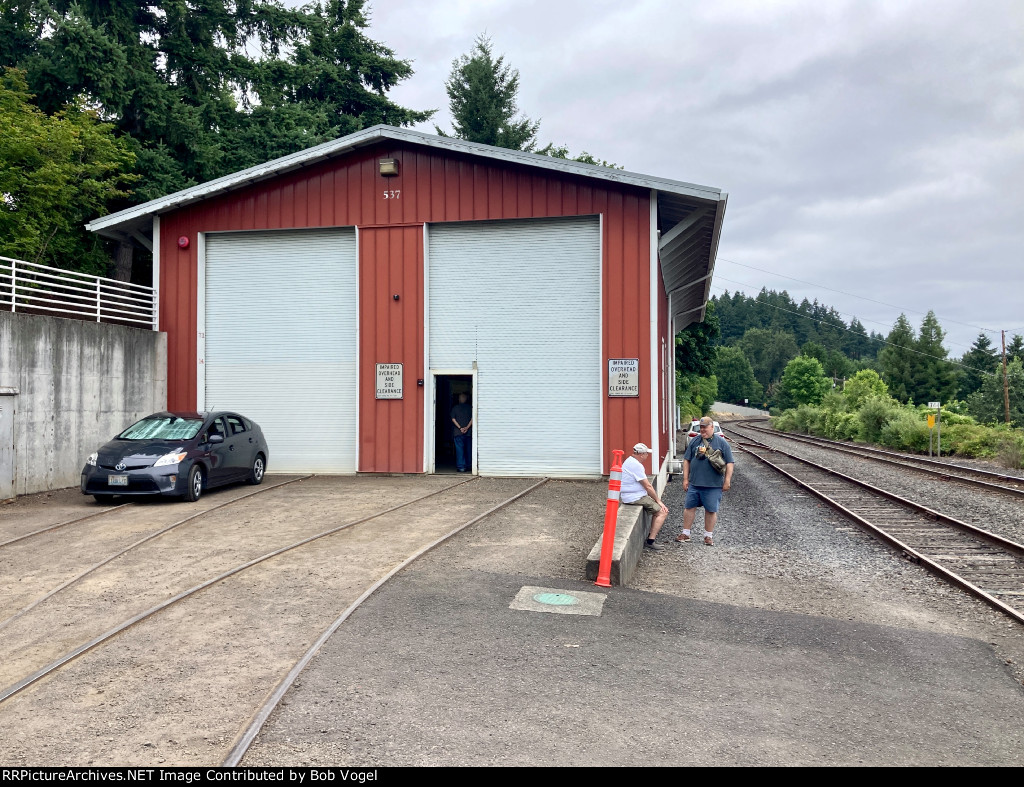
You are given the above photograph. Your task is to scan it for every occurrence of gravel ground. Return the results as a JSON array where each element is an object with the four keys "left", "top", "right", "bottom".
[
  {"left": 635, "top": 427, "right": 1024, "bottom": 687},
  {"left": 725, "top": 422, "right": 1024, "bottom": 548}
]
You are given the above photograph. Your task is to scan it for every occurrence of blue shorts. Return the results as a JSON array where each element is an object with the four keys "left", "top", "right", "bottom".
[{"left": 685, "top": 486, "right": 723, "bottom": 513}]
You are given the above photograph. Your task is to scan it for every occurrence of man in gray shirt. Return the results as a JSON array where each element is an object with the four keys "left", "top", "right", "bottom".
[{"left": 678, "top": 416, "right": 734, "bottom": 546}]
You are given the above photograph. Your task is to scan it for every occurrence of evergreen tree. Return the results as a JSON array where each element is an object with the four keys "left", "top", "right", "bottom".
[
  {"left": 968, "top": 358, "right": 1024, "bottom": 426},
  {"left": 1007, "top": 334, "right": 1024, "bottom": 364},
  {"left": 959, "top": 332, "right": 1000, "bottom": 399},
  {"left": 437, "top": 34, "right": 539, "bottom": 150},
  {"left": 736, "top": 328, "right": 799, "bottom": 391},
  {"left": 912, "top": 311, "right": 959, "bottom": 405},
  {"left": 675, "top": 300, "right": 720, "bottom": 378},
  {"left": 1, "top": 0, "right": 431, "bottom": 277},
  {"left": 878, "top": 314, "right": 917, "bottom": 403}
]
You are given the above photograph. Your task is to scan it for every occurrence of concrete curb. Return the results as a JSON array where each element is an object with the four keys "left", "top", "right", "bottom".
[{"left": 585, "top": 454, "right": 672, "bottom": 586}]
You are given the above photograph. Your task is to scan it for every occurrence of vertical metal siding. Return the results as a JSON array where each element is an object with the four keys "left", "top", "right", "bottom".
[
  {"left": 358, "top": 225, "right": 424, "bottom": 473},
  {"left": 204, "top": 229, "right": 357, "bottom": 472},
  {"left": 428, "top": 217, "right": 602, "bottom": 476},
  {"left": 159, "top": 144, "right": 652, "bottom": 473}
]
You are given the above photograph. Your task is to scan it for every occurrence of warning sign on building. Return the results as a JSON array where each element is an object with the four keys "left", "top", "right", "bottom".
[
  {"left": 608, "top": 358, "right": 640, "bottom": 397},
  {"left": 376, "top": 363, "right": 403, "bottom": 399}
]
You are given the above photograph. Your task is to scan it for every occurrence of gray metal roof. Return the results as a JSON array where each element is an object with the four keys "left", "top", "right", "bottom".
[{"left": 86, "top": 124, "right": 726, "bottom": 329}]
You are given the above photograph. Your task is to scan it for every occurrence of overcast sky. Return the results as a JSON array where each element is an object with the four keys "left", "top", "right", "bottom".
[{"left": 351, "top": 0, "right": 1022, "bottom": 356}]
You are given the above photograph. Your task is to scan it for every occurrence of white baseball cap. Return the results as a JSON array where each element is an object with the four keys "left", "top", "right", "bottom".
[{"left": 633, "top": 443, "right": 651, "bottom": 454}]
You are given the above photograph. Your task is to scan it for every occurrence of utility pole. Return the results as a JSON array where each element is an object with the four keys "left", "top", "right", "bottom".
[{"left": 1003, "top": 330, "right": 1012, "bottom": 424}]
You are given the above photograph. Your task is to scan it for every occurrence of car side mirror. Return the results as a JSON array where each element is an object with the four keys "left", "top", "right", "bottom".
[{"left": 208, "top": 434, "right": 224, "bottom": 444}]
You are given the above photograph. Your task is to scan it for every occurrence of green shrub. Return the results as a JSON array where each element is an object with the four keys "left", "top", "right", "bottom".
[
  {"left": 820, "top": 391, "right": 847, "bottom": 413},
  {"left": 856, "top": 396, "right": 901, "bottom": 443},
  {"left": 823, "top": 410, "right": 859, "bottom": 440},
  {"left": 772, "top": 409, "right": 800, "bottom": 432},
  {"left": 878, "top": 410, "right": 931, "bottom": 452},
  {"left": 942, "top": 423, "right": 998, "bottom": 458},
  {"left": 996, "top": 431, "right": 1024, "bottom": 469}
]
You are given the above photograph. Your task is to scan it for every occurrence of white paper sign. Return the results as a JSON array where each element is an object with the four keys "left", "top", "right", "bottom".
[
  {"left": 608, "top": 358, "right": 640, "bottom": 397},
  {"left": 376, "top": 363, "right": 403, "bottom": 399}
]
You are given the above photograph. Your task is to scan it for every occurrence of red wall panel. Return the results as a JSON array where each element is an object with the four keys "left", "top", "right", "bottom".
[
  {"left": 358, "top": 226, "right": 424, "bottom": 473},
  {"left": 160, "top": 142, "right": 654, "bottom": 474}
]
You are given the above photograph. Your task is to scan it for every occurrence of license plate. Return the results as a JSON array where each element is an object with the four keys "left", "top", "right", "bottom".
[{"left": 107, "top": 475, "right": 128, "bottom": 486}]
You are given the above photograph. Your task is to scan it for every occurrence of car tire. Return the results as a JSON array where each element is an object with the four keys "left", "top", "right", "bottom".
[
  {"left": 247, "top": 453, "right": 266, "bottom": 486},
  {"left": 93, "top": 494, "right": 116, "bottom": 504},
  {"left": 185, "top": 465, "right": 204, "bottom": 502}
]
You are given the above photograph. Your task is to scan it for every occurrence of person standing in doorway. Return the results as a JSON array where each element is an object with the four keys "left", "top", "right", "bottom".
[
  {"left": 451, "top": 392, "right": 473, "bottom": 472},
  {"left": 678, "top": 416, "right": 734, "bottom": 546}
]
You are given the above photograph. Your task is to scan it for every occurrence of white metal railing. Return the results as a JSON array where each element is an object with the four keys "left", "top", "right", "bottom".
[{"left": 0, "top": 256, "right": 156, "bottom": 329}]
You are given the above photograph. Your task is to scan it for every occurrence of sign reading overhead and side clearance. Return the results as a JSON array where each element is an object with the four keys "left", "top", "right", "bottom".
[
  {"left": 376, "top": 363, "right": 403, "bottom": 399},
  {"left": 608, "top": 359, "right": 640, "bottom": 397}
]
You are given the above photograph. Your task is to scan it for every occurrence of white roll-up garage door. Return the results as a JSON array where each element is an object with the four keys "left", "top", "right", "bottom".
[
  {"left": 428, "top": 217, "right": 602, "bottom": 476},
  {"left": 204, "top": 229, "right": 357, "bottom": 473}
]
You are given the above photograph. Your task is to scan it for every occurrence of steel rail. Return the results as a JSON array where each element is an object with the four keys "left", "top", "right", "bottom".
[
  {"left": 0, "top": 503, "right": 133, "bottom": 550},
  {"left": 222, "top": 477, "right": 550, "bottom": 767},
  {"left": 729, "top": 419, "right": 1024, "bottom": 498},
  {"left": 0, "top": 476, "right": 478, "bottom": 706},
  {"left": 732, "top": 437, "right": 1024, "bottom": 626},
  {"left": 0, "top": 476, "right": 312, "bottom": 633}
]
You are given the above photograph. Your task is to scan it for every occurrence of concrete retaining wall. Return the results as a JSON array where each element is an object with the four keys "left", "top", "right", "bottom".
[{"left": 0, "top": 312, "right": 167, "bottom": 497}]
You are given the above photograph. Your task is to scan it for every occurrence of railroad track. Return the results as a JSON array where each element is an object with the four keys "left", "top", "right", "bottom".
[
  {"left": 728, "top": 419, "right": 1024, "bottom": 499},
  {"left": 0, "top": 476, "right": 548, "bottom": 766},
  {"left": 730, "top": 433, "right": 1024, "bottom": 627},
  {"left": 0, "top": 475, "right": 311, "bottom": 632}
]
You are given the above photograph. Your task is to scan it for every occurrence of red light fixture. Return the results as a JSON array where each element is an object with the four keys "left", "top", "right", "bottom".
[{"left": 177, "top": 235, "right": 190, "bottom": 249}]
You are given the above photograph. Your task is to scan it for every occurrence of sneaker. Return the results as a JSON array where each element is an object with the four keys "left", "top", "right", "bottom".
[
  {"left": 704, "top": 536, "right": 714, "bottom": 546},
  {"left": 675, "top": 534, "right": 691, "bottom": 543},
  {"left": 644, "top": 541, "right": 664, "bottom": 552}
]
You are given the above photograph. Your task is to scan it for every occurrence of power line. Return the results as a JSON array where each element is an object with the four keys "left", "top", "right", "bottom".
[
  {"left": 712, "top": 274, "right": 977, "bottom": 354},
  {"left": 716, "top": 257, "right": 1004, "bottom": 338},
  {"left": 708, "top": 284, "right": 999, "bottom": 377}
]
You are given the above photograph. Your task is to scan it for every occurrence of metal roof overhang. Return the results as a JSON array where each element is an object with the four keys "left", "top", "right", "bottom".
[
  {"left": 657, "top": 190, "right": 728, "bottom": 332},
  {"left": 86, "top": 125, "right": 727, "bottom": 331}
]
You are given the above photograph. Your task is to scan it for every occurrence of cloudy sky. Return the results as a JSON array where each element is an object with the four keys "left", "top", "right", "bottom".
[{"left": 357, "top": 0, "right": 1022, "bottom": 356}]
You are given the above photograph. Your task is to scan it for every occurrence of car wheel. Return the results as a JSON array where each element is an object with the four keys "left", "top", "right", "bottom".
[
  {"left": 185, "top": 465, "right": 204, "bottom": 502},
  {"left": 93, "top": 494, "right": 116, "bottom": 504},
  {"left": 247, "top": 453, "right": 266, "bottom": 486}
]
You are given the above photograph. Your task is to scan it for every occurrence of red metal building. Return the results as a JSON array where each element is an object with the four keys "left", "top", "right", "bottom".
[{"left": 88, "top": 126, "right": 726, "bottom": 478}]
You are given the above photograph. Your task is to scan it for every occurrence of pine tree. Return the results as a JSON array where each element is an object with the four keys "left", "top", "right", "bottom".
[
  {"left": 437, "top": 34, "right": 539, "bottom": 151},
  {"left": 912, "top": 311, "right": 959, "bottom": 405},
  {"left": 1007, "top": 334, "right": 1024, "bottom": 364},
  {"left": 1, "top": 0, "right": 431, "bottom": 277},
  {"left": 879, "top": 314, "right": 916, "bottom": 403},
  {"left": 959, "top": 333, "right": 999, "bottom": 399}
]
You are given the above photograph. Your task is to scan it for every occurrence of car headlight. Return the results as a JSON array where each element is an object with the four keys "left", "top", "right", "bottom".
[
  {"left": 153, "top": 450, "right": 188, "bottom": 468},
  {"left": 86, "top": 452, "right": 97, "bottom": 467}
]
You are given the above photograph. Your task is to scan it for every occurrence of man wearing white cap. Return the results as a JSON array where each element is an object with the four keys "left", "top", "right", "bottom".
[{"left": 619, "top": 443, "right": 669, "bottom": 551}]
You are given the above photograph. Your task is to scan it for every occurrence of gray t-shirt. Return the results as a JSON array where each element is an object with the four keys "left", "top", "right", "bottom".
[{"left": 683, "top": 434, "right": 734, "bottom": 488}]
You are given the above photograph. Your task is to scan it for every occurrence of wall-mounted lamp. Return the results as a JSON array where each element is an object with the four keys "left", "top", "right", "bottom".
[
  {"left": 379, "top": 158, "right": 399, "bottom": 177},
  {"left": 393, "top": 294, "right": 400, "bottom": 301}
]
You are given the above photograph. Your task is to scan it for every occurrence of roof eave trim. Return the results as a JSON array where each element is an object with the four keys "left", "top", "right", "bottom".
[{"left": 86, "top": 125, "right": 723, "bottom": 233}]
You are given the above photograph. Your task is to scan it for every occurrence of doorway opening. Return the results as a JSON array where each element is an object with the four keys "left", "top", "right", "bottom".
[{"left": 434, "top": 374, "right": 473, "bottom": 474}]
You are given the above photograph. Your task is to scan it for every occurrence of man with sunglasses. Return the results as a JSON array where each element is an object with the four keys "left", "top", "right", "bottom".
[{"left": 678, "top": 416, "right": 734, "bottom": 546}]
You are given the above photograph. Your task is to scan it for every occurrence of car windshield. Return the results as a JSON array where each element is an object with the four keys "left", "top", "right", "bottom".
[{"left": 119, "top": 416, "right": 203, "bottom": 441}]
